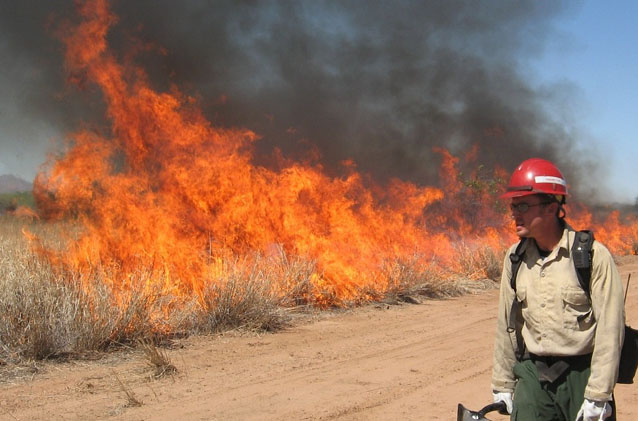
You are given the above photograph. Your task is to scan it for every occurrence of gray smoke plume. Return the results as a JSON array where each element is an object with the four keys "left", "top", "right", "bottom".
[{"left": 0, "top": 1, "right": 599, "bottom": 198}]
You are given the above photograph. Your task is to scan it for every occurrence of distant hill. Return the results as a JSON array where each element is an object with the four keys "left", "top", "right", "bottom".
[{"left": 0, "top": 174, "right": 32, "bottom": 194}]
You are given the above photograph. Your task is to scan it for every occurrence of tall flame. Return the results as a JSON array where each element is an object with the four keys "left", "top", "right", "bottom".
[{"left": 32, "top": 0, "right": 638, "bottom": 313}]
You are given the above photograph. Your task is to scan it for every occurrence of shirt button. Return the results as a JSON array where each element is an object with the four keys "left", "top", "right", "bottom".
[
  {"left": 542, "top": 333, "right": 547, "bottom": 338},
  {"left": 540, "top": 272, "right": 545, "bottom": 277},
  {"left": 541, "top": 303, "right": 546, "bottom": 308}
]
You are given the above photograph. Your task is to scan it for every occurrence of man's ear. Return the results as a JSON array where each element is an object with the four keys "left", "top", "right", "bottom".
[{"left": 545, "top": 201, "right": 559, "bottom": 215}]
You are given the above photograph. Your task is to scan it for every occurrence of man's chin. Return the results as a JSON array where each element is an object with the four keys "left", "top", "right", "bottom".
[{"left": 515, "top": 226, "right": 529, "bottom": 237}]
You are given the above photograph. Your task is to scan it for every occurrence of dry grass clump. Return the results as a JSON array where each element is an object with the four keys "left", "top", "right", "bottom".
[
  {"left": 454, "top": 241, "right": 504, "bottom": 282},
  {"left": 192, "top": 245, "right": 319, "bottom": 333},
  {"left": 0, "top": 216, "right": 97, "bottom": 360},
  {"left": 0, "top": 260, "right": 164, "bottom": 362},
  {"left": 0, "top": 216, "right": 186, "bottom": 362},
  {"left": 381, "top": 243, "right": 504, "bottom": 304},
  {"left": 381, "top": 256, "right": 460, "bottom": 303},
  {"left": 264, "top": 244, "right": 317, "bottom": 307},
  {"left": 113, "top": 370, "right": 143, "bottom": 407},
  {"left": 139, "top": 339, "right": 177, "bottom": 379},
  {"left": 196, "top": 255, "right": 296, "bottom": 333}
]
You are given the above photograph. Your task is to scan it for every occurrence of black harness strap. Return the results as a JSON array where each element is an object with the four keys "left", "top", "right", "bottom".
[
  {"left": 507, "top": 238, "right": 528, "bottom": 360},
  {"left": 509, "top": 238, "right": 528, "bottom": 292},
  {"left": 572, "top": 230, "right": 594, "bottom": 299}
]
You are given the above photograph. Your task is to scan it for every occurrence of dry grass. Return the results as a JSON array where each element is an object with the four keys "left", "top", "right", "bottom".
[
  {"left": 113, "top": 370, "right": 143, "bottom": 407},
  {"left": 197, "top": 255, "right": 294, "bottom": 333},
  {"left": 383, "top": 257, "right": 439, "bottom": 301},
  {"left": 139, "top": 340, "right": 177, "bottom": 380},
  {"left": 381, "top": 256, "right": 465, "bottom": 304},
  {"left": 0, "top": 215, "right": 183, "bottom": 361},
  {"left": 380, "top": 244, "right": 503, "bottom": 305},
  {"left": 454, "top": 241, "right": 504, "bottom": 282},
  {"left": 263, "top": 244, "right": 317, "bottom": 307}
]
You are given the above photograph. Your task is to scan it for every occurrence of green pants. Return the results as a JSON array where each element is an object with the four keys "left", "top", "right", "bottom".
[{"left": 511, "top": 358, "right": 616, "bottom": 421}]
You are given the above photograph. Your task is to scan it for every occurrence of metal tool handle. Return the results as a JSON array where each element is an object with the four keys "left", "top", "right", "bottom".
[{"left": 478, "top": 401, "right": 507, "bottom": 417}]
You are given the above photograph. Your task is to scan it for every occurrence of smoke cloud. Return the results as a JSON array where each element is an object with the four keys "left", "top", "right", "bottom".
[{"left": 0, "top": 1, "right": 599, "bottom": 197}]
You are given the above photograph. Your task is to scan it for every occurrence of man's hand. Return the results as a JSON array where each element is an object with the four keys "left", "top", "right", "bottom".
[
  {"left": 492, "top": 391, "right": 513, "bottom": 414},
  {"left": 576, "top": 399, "right": 612, "bottom": 421}
]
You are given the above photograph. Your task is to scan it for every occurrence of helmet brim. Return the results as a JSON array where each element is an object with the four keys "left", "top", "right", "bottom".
[{"left": 499, "top": 190, "right": 537, "bottom": 199}]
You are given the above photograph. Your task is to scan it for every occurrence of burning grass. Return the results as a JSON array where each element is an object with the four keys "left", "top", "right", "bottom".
[
  {"left": 0, "top": 214, "right": 491, "bottom": 365},
  {"left": 0, "top": 215, "right": 162, "bottom": 361}
]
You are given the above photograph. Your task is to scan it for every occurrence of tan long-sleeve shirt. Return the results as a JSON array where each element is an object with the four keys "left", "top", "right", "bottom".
[{"left": 491, "top": 226, "right": 625, "bottom": 401}]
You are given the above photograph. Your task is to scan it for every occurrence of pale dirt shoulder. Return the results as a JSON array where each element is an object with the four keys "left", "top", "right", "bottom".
[{"left": 1, "top": 257, "right": 637, "bottom": 421}]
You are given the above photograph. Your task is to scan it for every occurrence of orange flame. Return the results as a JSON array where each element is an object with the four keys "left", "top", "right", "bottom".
[{"left": 31, "top": 0, "right": 638, "bottom": 316}]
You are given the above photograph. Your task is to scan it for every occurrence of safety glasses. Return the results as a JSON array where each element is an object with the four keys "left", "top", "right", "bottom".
[{"left": 509, "top": 202, "right": 552, "bottom": 213}]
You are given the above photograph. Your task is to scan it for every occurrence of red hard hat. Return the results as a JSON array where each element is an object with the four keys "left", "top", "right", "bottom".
[{"left": 501, "top": 158, "right": 568, "bottom": 198}]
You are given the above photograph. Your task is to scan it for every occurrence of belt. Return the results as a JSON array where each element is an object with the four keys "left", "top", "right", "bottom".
[{"left": 524, "top": 353, "right": 592, "bottom": 383}]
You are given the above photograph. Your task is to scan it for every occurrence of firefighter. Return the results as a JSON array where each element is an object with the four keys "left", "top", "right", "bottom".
[{"left": 491, "top": 158, "right": 625, "bottom": 421}]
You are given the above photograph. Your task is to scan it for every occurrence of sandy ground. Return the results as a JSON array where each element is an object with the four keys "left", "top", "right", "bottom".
[{"left": 1, "top": 256, "right": 637, "bottom": 421}]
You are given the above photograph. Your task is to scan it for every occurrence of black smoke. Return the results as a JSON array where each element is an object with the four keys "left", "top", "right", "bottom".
[{"left": 0, "top": 0, "right": 599, "bottom": 197}]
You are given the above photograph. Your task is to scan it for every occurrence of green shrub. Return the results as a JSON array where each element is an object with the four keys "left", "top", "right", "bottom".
[{"left": 0, "top": 191, "right": 35, "bottom": 212}]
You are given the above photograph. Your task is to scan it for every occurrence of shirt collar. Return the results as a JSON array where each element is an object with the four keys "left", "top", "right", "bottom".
[
  {"left": 557, "top": 223, "right": 575, "bottom": 253},
  {"left": 520, "top": 223, "right": 574, "bottom": 261}
]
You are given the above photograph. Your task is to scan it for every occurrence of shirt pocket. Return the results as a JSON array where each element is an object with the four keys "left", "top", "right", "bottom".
[
  {"left": 516, "top": 286, "right": 536, "bottom": 326},
  {"left": 561, "top": 286, "right": 593, "bottom": 330},
  {"left": 515, "top": 285, "right": 527, "bottom": 304}
]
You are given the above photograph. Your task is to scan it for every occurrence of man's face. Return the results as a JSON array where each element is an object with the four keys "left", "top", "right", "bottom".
[{"left": 509, "top": 195, "right": 553, "bottom": 238}]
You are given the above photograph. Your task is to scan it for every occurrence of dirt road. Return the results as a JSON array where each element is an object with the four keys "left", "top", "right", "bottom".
[{"left": 2, "top": 257, "right": 637, "bottom": 420}]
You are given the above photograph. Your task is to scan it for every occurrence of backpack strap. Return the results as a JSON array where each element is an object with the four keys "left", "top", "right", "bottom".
[
  {"left": 509, "top": 238, "right": 528, "bottom": 293},
  {"left": 508, "top": 238, "right": 528, "bottom": 360},
  {"left": 572, "top": 230, "right": 594, "bottom": 299}
]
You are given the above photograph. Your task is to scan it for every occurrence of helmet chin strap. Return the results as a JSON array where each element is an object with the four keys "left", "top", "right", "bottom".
[
  {"left": 554, "top": 194, "right": 565, "bottom": 205},
  {"left": 558, "top": 206, "right": 566, "bottom": 220},
  {"left": 551, "top": 195, "right": 566, "bottom": 220}
]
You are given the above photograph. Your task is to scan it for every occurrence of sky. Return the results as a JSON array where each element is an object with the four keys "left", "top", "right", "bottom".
[
  {"left": 531, "top": 1, "right": 638, "bottom": 204},
  {"left": 0, "top": 0, "right": 636, "bottom": 204}
]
